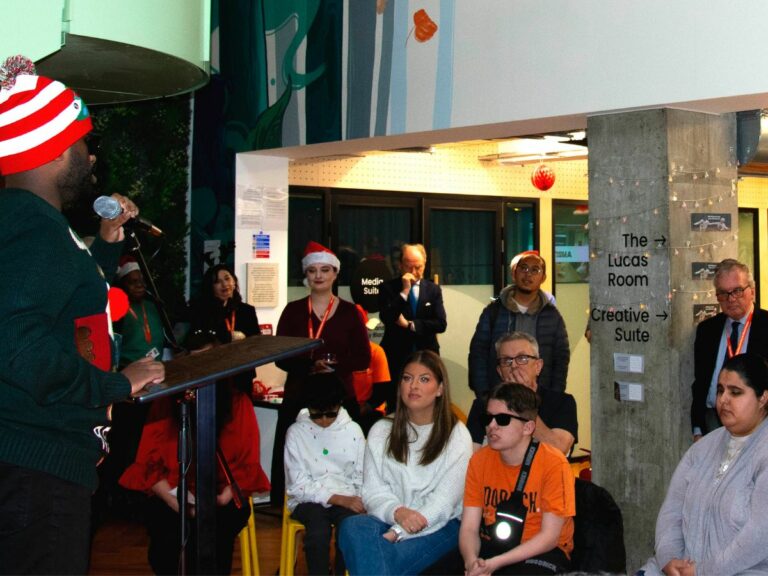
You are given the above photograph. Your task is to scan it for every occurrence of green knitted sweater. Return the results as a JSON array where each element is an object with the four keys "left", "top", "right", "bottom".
[{"left": 0, "top": 188, "right": 131, "bottom": 490}]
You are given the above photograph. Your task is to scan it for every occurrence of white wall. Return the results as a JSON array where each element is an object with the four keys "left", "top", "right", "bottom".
[
  {"left": 234, "top": 154, "right": 290, "bottom": 388},
  {"left": 449, "top": 1, "right": 768, "bottom": 132}
]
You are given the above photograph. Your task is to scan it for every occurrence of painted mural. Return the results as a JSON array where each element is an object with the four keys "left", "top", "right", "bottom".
[{"left": 190, "top": 0, "right": 455, "bottom": 289}]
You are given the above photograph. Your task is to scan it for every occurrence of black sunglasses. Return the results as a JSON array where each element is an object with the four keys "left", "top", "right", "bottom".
[
  {"left": 481, "top": 412, "right": 529, "bottom": 427},
  {"left": 309, "top": 410, "right": 339, "bottom": 420}
]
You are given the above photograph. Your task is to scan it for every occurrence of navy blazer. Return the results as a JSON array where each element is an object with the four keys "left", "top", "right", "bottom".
[
  {"left": 691, "top": 307, "right": 768, "bottom": 431},
  {"left": 378, "top": 277, "right": 447, "bottom": 379}
]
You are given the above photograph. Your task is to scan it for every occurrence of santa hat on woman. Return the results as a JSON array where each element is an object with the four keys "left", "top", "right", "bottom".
[
  {"left": 301, "top": 241, "right": 340, "bottom": 272},
  {"left": 117, "top": 256, "right": 141, "bottom": 279}
]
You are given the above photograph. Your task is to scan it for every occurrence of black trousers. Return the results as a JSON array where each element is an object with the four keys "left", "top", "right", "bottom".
[
  {"left": 0, "top": 462, "right": 92, "bottom": 575},
  {"left": 479, "top": 543, "right": 570, "bottom": 575},
  {"left": 291, "top": 503, "right": 357, "bottom": 575},
  {"left": 145, "top": 496, "right": 250, "bottom": 575}
]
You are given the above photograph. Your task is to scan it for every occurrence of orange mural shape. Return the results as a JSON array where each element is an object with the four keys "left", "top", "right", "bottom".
[{"left": 413, "top": 9, "right": 438, "bottom": 43}]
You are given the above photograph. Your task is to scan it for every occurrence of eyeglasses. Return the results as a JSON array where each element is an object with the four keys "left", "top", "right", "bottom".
[
  {"left": 481, "top": 412, "right": 529, "bottom": 427},
  {"left": 517, "top": 264, "right": 543, "bottom": 275},
  {"left": 497, "top": 355, "right": 538, "bottom": 368},
  {"left": 309, "top": 410, "right": 339, "bottom": 420},
  {"left": 715, "top": 286, "right": 750, "bottom": 302}
]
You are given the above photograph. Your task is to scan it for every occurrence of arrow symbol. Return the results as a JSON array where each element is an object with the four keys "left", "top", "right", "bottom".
[
  {"left": 656, "top": 311, "right": 668, "bottom": 320},
  {"left": 654, "top": 235, "right": 667, "bottom": 246}
]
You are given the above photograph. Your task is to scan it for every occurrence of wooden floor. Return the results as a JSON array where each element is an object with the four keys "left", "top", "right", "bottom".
[{"left": 89, "top": 503, "right": 298, "bottom": 575}]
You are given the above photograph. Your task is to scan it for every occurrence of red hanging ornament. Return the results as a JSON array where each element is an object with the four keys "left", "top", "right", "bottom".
[{"left": 531, "top": 164, "right": 556, "bottom": 191}]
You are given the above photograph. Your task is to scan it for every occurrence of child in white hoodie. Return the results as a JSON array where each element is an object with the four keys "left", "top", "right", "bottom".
[{"left": 284, "top": 373, "right": 365, "bottom": 575}]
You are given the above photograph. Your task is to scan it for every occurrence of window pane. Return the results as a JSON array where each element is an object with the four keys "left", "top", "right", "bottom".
[
  {"left": 505, "top": 202, "right": 535, "bottom": 253},
  {"left": 738, "top": 210, "right": 755, "bottom": 274},
  {"left": 288, "top": 195, "right": 323, "bottom": 286},
  {"left": 505, "top": 202, "right": 536, "bottom": 283},
  {"left": 430, "top": 209, "right": 494, "bottom": 285},
  {"left": 554, "top": 203, "right": 590, "bottom": 284},
  {"left": 336, "top": 205, "right": 413, "bottom": 286}
]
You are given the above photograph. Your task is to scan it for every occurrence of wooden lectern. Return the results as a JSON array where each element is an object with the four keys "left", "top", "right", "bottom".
[{"left": 133, "top": 334, "right": 321, "bottom": 574}]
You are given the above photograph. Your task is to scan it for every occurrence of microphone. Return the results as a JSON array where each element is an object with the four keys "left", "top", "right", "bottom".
[{"left": 92, "top": 196, "right": 164, "bottom": 237}]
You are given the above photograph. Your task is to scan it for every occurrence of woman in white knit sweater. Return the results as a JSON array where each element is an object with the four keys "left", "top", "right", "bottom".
[{"left": 338, "top": 350, "right": 473, "bottom": 575}]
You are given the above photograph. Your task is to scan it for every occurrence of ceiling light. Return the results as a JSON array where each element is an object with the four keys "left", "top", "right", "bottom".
[{"left": 479, "top": 135, "right": 588, "bottom": 165}]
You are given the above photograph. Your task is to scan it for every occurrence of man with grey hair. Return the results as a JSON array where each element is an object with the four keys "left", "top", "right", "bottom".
[
  {"left": 378, "top": 243, "right": 447, "bottom": 410},
  {"left": 466, "top": 332, "right": 577, "bottom": 455},
  {"left": 691, "top": 258, "right": 768, "bottom": 439}
]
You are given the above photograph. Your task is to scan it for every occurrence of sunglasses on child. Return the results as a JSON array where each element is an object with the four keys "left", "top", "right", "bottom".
[
  {"left": 309, "top": 410, "right": 339, "bottom": 420},
  {"left": 481, "top": 412, "right": 530, "bottom": 427}
]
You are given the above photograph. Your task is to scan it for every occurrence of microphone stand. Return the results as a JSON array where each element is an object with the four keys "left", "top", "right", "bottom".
[
  {"left": 124, "top": 227, "right": 183, "bottom": 353},
  {"left": 177, "top": 393, "right": 193, "bottom": 575}
]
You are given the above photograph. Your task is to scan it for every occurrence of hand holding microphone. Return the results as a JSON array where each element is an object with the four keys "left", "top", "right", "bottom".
[{"left": 93, "top": 194, "right": 164, "bottom": 240}]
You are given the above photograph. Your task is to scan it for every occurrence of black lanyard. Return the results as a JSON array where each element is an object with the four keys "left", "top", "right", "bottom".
[{"left": 514, "top": 439, "right": 540, "bottom": 492}]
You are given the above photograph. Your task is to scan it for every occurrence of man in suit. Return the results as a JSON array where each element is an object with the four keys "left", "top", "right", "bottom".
[
  {"left": 691, "top": 258, "right": 768, "bottom": 439},
  {"left": 378, "top": 243, "right": 447, "bottom": 410}
]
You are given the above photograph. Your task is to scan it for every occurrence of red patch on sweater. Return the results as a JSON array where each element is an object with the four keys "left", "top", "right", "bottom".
[{"left": 74, "top": 312, "right": 111, "bottom": 371}]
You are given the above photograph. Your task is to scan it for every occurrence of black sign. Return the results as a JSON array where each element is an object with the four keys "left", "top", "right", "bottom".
[{"left": 350, "top": 258, "right": 393, "bottom": 312}]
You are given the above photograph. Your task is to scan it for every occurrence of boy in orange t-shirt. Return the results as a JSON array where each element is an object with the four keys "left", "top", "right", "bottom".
[{"left": 460, "top": 383, "right": 575, "bottom": 575}]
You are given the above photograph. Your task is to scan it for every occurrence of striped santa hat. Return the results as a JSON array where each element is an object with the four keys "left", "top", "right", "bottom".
[{"left": 0, "top": 55, "right": 92, "bottom": 176}]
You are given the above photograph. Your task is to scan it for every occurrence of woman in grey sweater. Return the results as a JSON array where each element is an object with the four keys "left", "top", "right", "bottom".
[{"left": 639, "top": 353, "right": 768, "bottom": 576}]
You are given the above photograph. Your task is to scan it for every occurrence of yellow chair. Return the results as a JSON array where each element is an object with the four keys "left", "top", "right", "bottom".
[
  {"left": 239, "top": 497, "right": 260, "bottom": 576},
  {"left": 279, "top": 496, "right": 306, "bottom": 576}
]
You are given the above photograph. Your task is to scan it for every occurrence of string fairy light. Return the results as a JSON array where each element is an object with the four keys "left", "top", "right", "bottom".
[{"left": 586, "top": 163, "right": 740, "bottom": 313}]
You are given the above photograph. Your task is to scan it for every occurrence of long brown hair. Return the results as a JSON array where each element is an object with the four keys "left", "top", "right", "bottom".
[{"left": 386, "top": 350, "right": 458, "bottom": 465}]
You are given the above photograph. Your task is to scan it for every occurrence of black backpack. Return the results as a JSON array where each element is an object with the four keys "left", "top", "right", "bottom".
[{"left": 571, "top": 478, "right": 627, "bottom": 574}]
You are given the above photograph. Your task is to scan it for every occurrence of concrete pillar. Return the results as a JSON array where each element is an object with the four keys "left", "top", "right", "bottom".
[{"left": 587, "top": 109, "right": 737, "bottom": 570}]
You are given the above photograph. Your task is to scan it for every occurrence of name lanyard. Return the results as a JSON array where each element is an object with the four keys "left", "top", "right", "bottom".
[
  {"left": 726, "top": 310, "right": 753, "bottom": 358},
  {"left": 308, "top": 295, "right": 335, "bottom": 340},
  {"left": 224, "top": 311, "right": 236, "bottom": 336},
  {"left": 128, "top": 302, "right": 152, "bottom": 344}
]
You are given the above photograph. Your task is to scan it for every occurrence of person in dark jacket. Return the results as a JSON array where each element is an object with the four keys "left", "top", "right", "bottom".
[
  {"left": 468, "top": 251, "right": 570, "bottom": 398},
  {"left": 378, "top": 243, "right": 447, "bottom": 411},
  {"left": 466, "top": 332, "right": 577, "bottom": 456},
  {"left": 691, "top": 258, "right": 768, "bottom": 439}
]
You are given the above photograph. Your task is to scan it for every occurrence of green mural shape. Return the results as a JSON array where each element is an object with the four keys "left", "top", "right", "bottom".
[{"left": 263, "top": 0, "right": 324, "bottom": 89}]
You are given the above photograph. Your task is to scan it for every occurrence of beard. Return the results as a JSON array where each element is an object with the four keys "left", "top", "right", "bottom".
[
  {"left": 515, "top": 286, "right": 534, "bottom": 295},
  {"left": 57, "top": 147, "right": 94, "bottom": 209}
]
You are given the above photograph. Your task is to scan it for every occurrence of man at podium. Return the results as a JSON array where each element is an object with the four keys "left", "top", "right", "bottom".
[{"left": 0, "top": 56, "right": 164, "bottom": 574}]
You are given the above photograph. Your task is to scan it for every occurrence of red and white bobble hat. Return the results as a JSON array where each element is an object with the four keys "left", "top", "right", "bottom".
[
  {"left": 301, "top": 241, "right": 340, "bottom": 272},
  {"left": 0, "top": 55, "right": 92, "bottom": 176}
]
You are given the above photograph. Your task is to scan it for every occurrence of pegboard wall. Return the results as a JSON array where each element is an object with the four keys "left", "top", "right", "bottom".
[
  {"left": 737, "top": 176, "right": 768, "bottom": 207},
  {"left": 289, "top": 143, "right": 768, "bottom": 214},
  {"left": 288, "top": 142, "right": 589, "bottom": 201}
]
